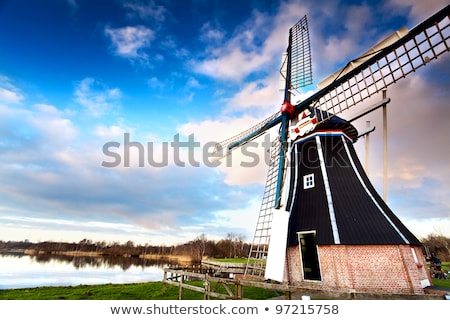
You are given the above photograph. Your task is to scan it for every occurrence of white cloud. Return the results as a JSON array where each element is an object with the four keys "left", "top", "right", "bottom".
[
  {"left": 94, "top": 125, "right": 126, "bottom": 139},
  {"left": 0, "top": 87, "right": 23, "bottom": 104},
  {"left": 124, "top": 1, "right": 167, "bottom": 22},
  {"left": 147, "top": 76, "right": 165, "bottom": 89},
  {"left": 223, "top": 76, "right": 282, "bottom": 115},
  {"left": 190, "top": 1, "right": 309, "bottom": 115},
  {"left": 178, "top": 115, "right": 278, "bottom": 187},
  {"left": 199, "top": 22, "right": 225, "bottom": 43},
  {"left": 385, "top": 0, "right": 449, "bottom": 23},
  {"left": 185, "top": 77, "right": 201, "bottom": 89},
  {"left": 191, "top": 1, "right": 310, "bottom": 81},
  {"left": 262, "top": 1, "right": 309, "bottom": 56},
  {"left": 74, "top": 77, "right": 122, "bottom": 117},
  {"left": 0, "top": 102, "right": 78, "bottom": 160},
  {"left": 193, "top": 49, "right": 271, "bottom": 81},
  {"left": 205, "top": 195, "right": 262, "bottom": 241},
  {"left": 0, "top": 76, "right": 24, "bottom": 104},
  {"left": 104, "top": 25, "right": 155, "bottom": 63},
  {"left": 191, "top": 8, "right": 281, "bottom": 81},
  {"left": 30, "top": 104, "right": 78, "bottom": 145}
]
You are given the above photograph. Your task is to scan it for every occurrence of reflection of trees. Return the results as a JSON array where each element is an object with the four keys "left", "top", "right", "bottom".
[{"left": 20, "top": 254, "right": 179, "bottom": 271}]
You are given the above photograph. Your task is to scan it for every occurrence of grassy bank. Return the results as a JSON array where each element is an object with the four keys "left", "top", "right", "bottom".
[
  {"left": 1, "top": 277, "right": 448, "bottom": 300},
  {"left": 1, "top": 261, "right": 448, "bottom": 300},
  {"left": 0, "top": 281, "right": 281, "bottom": 300}
]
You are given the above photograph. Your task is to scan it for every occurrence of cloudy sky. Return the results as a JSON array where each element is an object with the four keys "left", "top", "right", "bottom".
[{"left": 0, "top": 0, "right": 449, "bottom": 246}]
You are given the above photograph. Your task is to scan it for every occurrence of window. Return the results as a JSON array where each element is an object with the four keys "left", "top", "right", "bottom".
[{"left": 303, "top": 173, "right": 315, "bottom": 189}]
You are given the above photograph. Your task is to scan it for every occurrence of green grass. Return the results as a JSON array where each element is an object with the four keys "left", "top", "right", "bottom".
[
  {"left": 0, "top": 282, "right": 171, "bottom": 300},
  {"left": 432, "top": 278, "right": 450, "bottom": 287},
  {"left": 428, "top": 261, "right": 450, "bottom": 287},
  {"left": 211, "top": 258, "right": 248, "bottom": 263},
  {"left": 0, "top": 281, "right": 281, "bottom": 300},
  {"left": 210, "top": 258, "right": 264, "bottom": 264},
  {"left": 2, "top": 276, "right": 447, "bottom": 300},
  {"left": 1, "top": 277, "right": 448, "bottom": 300},
  {"left": 2, "top": 260, "right": 448, "bottom": 300}
]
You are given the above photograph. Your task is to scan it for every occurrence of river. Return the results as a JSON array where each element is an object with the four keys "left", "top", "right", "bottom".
[{"left": 0, "top": 253, "right": 170, "bottom": 289}]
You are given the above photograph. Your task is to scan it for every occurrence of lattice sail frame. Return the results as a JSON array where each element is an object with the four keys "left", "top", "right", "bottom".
[
  {"left": 309, "top": 12, "right": 449, "bottom": 124},
  {"left": 290, "top": 15, "right": 313, "bottom": 90},
  {"left": 212, "top": 111, "right": 280, "bottom": 159}
]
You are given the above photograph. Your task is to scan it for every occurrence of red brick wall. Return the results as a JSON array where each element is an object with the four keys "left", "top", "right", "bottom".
[{"left": 285, "top": 244, "right": 430, "bottom": 294}]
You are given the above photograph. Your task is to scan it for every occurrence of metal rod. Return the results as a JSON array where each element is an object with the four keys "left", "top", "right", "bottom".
[
  {"left": 382, "top": 90, "right": 388, "bottom": 202},
  {"left": 348, "top": 97, "right": 391, "bottom": 122},
  {"left": 365, "top": 121, "right": 370, "bottom": 175}
]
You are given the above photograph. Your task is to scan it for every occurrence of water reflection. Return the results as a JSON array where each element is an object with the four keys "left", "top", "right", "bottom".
[
  {"left": 27, "top": 253, "right": 174, "bottom": 271},
  {"left": 0, "top": 253, "right": 181, "bottom": 290}
]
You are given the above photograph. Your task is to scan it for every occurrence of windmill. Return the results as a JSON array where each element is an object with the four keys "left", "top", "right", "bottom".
[{"left": 213, "top": 5, "right": 449, "bottom": 294}]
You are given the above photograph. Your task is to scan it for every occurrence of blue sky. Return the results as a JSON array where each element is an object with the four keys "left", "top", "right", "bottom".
[{"left": 0, "top": 0, "right": 449, "bottom": 246}]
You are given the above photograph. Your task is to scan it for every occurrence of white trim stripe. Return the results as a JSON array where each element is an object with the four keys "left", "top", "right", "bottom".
[
  {"left": 341, "top": 136, "right": 410, "bottom": 244},
  {"left": 316, "top": 136, "right": 341, "bottom": 244},
  {"left": 289, "top": 144, "right": 299, "bottom": 213}
]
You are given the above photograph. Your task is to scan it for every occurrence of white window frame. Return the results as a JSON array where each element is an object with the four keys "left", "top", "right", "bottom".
[{"left": 303, "top": 173, "right": 315, "bottom": 189}]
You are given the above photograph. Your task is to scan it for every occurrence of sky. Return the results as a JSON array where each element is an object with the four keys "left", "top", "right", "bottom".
[{"left": 0, "top": 0, "right": 449, "bottom": 246}]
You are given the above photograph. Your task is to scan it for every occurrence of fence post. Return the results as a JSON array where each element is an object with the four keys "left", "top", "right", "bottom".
[
  {"left": 235, "top": 279, "right": 243, "bottom": 299},
  {"left": 178, "top": 274, "right": 184, "bottom": 300},
  {"left": 204, "top": 274, "right": 210, "bottom": 300},
  {"left": 162, "top": 270, "right": 167, "bottom": 295},
  {"left": 284, "top": 289, "right": 292, "bottom": 300}
]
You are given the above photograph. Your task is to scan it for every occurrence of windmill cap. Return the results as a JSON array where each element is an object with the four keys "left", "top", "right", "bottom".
[{"left": 314, "top": 109, "right": 358, "bottom": 142}]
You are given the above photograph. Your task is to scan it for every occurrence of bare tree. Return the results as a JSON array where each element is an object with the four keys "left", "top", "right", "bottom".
[{"left": 422, "top": 234, "right": 450, "bottom": 261}]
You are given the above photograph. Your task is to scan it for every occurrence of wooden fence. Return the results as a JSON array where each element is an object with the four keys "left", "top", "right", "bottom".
[
  {"left": 162, "top": 266, "right": 446, "bottom": 300},
  {"left": 162, "top": 267, "right": 291, "bottom": 300}
]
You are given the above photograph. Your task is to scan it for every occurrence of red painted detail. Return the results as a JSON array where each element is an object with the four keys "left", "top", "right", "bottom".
[{"left": 280, "top": 101, "right": 295, "bottom": 115}]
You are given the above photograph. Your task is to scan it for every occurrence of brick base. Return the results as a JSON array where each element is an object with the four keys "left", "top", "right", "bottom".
[{"left": 284, "top": 244, "right": 431, "bottom": 294}]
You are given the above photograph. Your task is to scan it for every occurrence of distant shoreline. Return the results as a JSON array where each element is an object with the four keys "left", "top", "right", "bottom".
[{"left": 0, "top": 248, "right": 196, "bottom": 264}]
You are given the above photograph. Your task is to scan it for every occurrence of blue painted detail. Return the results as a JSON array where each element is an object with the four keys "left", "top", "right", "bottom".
[
  {"left": 274, "top": 114, "right": 288, "bottom": 208},
  {"left": 228, "top": 115, "right": 283, "bottom": 151}
]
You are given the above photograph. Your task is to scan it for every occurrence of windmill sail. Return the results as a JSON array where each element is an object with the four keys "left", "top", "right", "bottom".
[{"left": 315, "top": 26, "right": 409, "bottom": 90}]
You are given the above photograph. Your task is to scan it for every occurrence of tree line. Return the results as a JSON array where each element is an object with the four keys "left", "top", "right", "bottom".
[
  {"left": 0, "top": 233, "right": 250, "bottom": 262},
  {"left": 1, "top": 233, "right": 448, "bottom": 262}
]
